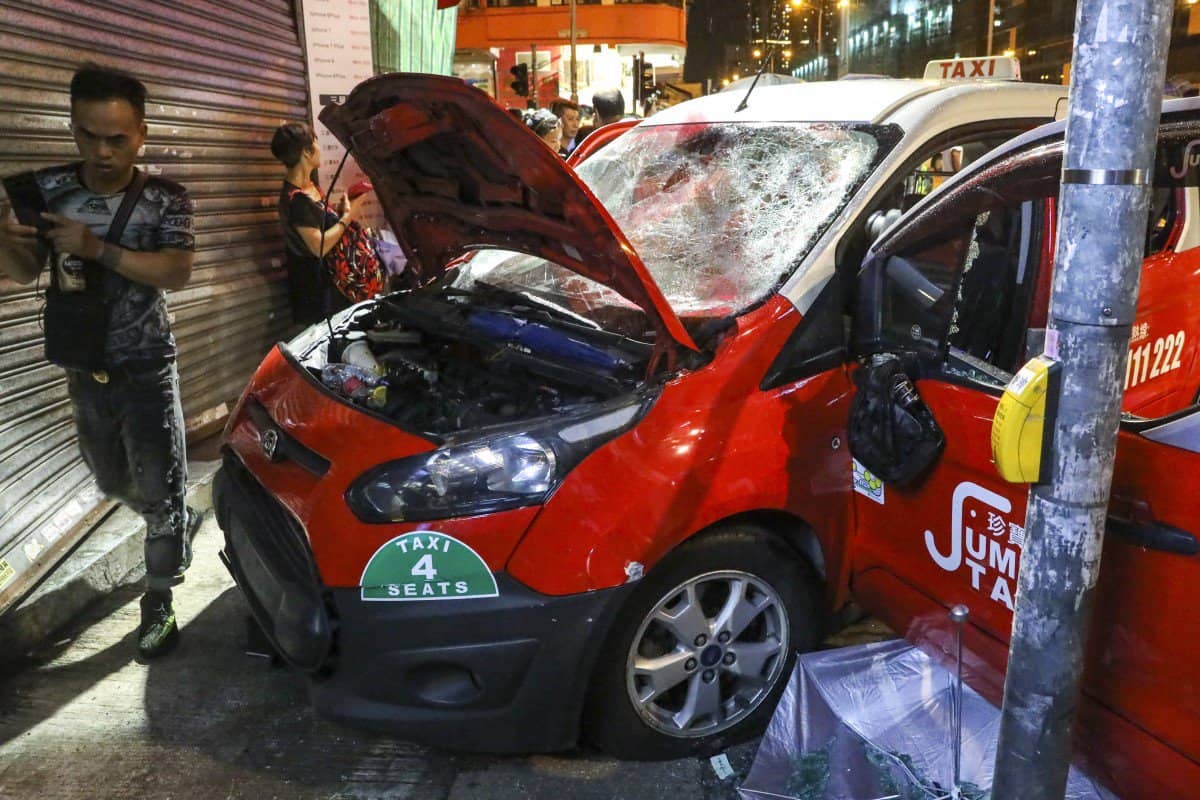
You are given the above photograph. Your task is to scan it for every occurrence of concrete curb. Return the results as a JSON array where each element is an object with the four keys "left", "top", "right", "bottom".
[{"left": 0, "top": 459, "right": 221, "bottom": 665}]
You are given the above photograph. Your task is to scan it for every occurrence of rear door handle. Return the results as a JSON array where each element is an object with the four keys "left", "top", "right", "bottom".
[{"left": 1107, "top": 516, "right": 1200, "bottom": 555}]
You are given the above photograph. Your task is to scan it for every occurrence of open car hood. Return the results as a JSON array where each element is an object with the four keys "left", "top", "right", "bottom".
[{"left": 319, "top": 74, "right": 697, "bottom": 352}]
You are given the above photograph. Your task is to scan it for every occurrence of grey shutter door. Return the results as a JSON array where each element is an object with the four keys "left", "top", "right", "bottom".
[{"left": 0, "top": 0, "right": 309, "bottom": 614}]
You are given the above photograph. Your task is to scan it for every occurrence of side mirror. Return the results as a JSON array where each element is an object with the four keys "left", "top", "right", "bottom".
[
  {"left": 852, "top": 253, "right": 951, "bottom": 360},
  {"left": 851, "top": 253, "right": 887, "bottom": 357}
]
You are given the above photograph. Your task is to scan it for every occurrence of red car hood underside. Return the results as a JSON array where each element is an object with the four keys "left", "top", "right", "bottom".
[{"left": 318, "top": 73, "right": 696, "bottom": 352}]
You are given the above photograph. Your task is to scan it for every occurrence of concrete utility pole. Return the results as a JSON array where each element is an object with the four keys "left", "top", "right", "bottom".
[{"left": 991, "top": 1, "right": 1173, "bottom": 798}]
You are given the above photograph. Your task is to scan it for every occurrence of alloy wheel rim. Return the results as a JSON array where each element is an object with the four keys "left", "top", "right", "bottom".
[{"left": 624, "top": 569, "right": 789, "bottom": 738}]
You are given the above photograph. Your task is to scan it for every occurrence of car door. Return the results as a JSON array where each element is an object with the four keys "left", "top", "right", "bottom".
[
  {"left": 846, "top": 124, "right": 1200, "bottom": 797},
  {"left": 848, "top": 145, "right": 1061, "bottom": 649}
]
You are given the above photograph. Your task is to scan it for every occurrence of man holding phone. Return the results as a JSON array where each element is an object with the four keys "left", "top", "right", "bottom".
[{"left": 0, "top": 64, "right": 197, "bottom": 659}]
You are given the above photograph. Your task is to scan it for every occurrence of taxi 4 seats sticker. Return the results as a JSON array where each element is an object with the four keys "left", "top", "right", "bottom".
[
  {"left": 360, "top": 531, "right": 499, "bottom": 602},
  {"left": 852, "top": 459, "right": 885, "bottom": 504}
]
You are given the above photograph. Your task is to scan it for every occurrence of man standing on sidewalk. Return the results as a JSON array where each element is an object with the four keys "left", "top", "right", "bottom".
[{"left": 0, "top": 64, "right": 198, "bottom": 659}]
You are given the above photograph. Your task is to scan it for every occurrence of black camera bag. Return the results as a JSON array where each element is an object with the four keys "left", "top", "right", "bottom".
[{"left": 42, "top": 169, "right": 147, "bottom": 371}]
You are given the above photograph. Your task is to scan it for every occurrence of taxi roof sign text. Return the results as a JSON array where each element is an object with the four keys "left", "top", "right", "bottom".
[{"left": 925, "top": 57, "right": 1021, "bottom": 82}]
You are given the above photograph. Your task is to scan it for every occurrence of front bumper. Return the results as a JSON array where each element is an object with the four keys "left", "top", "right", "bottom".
[
  {"left": 214, "top": 450, "right": 634, "bottom": 753},
  {"left": 314, "top": 576, "right": 631, "bottom": 752}
]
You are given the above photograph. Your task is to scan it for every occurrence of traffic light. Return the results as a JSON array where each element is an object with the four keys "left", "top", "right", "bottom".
[
  {"left": 639, "top": 59, "right": 655, "bottom": 101},
  {"left": 509, "top": 62, "right": 529, "bottom": 97}
]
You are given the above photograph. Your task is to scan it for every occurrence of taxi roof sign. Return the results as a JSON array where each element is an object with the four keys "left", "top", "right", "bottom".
[{"left": 925, "top": 56, "right": 1021, "bottom": 81}]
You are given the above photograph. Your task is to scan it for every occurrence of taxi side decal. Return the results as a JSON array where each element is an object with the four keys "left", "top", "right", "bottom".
[
  {"left": 360, "top": 532, "right": 499, "bottom": 602},
  {"left": 852, "top": 459, "right": 886, "bottom": 504},
  {"left": 1125, "top": 327, "right": 1185, "bottom": 391},
  {"left": 925, "top": 482, "right": 1025, "bottom": 611}
]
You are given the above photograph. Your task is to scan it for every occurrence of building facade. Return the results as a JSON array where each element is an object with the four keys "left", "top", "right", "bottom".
[
  {"left": 454, "top": 0, "right": 687, "bottom": 112},
  {"left": 829, "top": 0, "right": 1200, "bottom": 85}
]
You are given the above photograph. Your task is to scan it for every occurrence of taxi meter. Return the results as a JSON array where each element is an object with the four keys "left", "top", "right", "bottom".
[
  {"left": 991, "top": 354, "right": 1062, "bottom": 483},
  {"left": 925, "top": 56, "right": 1022, "bottom": 81}
]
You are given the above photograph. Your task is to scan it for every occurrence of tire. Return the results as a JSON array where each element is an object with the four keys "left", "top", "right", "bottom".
[{"left": 583, "top": 524, "right": 822, "bottom": 760}]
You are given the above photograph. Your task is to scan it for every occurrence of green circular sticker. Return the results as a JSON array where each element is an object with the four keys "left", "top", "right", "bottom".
[{"left": 360, "top": 531, "right": 499, "bottom": 602}]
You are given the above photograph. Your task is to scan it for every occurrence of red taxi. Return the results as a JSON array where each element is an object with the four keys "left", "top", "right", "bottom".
[{"left": 214, "top": 70, "right": 1090, "bottom": 762}]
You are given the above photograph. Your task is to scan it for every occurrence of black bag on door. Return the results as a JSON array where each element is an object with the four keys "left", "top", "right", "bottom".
[{"left": 848, "top": 355, "right": 945, "bottom": 487}]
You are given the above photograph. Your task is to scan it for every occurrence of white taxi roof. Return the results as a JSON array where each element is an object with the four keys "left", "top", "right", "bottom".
[
  {"left": 642, "top": 78, "right": 1065, "bottom": 128},
  {"left": 642, "top": 79, "right": 938, "bottom": 125}
]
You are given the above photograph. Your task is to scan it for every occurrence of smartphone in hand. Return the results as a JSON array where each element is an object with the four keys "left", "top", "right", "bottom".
[{"left": 2, "top": 172, "right": 51, "bottom": 235}]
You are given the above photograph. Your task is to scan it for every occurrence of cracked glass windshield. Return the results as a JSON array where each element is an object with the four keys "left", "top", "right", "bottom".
[{"left": 455, "top": 122, "right": 890, "bottom": 336}]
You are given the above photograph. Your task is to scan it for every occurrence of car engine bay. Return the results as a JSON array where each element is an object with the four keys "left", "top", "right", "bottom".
[{"left": 290, "top": 291, "right": 657, "bottom": 436}]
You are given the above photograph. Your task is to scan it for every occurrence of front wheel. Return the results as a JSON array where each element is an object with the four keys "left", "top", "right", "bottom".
[{"left": 584, "top": 525, "right": 822, "bottom": 760}]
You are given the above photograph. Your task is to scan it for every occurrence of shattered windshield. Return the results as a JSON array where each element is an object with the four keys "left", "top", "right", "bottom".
[{"left": 455, "top": 122, "right": 893, "bottom": 332}]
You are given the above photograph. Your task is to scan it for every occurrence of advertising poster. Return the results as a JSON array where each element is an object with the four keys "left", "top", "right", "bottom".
[{"left": 302, "top": 0, "right": 383, "bottom": 227}]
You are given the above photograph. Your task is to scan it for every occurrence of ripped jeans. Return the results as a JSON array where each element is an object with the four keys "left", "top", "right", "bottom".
[{"left": 66, "top": 362, "right": 189, "bottom": 592}]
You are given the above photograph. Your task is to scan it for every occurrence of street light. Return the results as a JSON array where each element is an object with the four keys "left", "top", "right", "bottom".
[
  {"left": 837, "top": 0, "right": 850, "bottom": 78},
  {"left": 791, "top": 0, "right": 824, "bottom": 77}
]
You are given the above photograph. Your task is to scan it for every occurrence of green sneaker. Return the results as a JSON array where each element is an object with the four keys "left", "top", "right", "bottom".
[{"left": 138, "top": 594, "right": 179, "bottom": 659}]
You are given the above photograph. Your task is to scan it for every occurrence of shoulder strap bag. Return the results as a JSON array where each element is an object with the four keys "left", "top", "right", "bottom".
[
  {"left": 43, "top": 168, "right": 149, "bottom": 371},
  {"left": 286, "top": 186, "right": 386, "bottom": 307}
]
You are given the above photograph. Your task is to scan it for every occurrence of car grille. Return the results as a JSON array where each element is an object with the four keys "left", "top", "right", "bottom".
[{"left": 214, "top": 449, "right": 334, "bottom": 672}]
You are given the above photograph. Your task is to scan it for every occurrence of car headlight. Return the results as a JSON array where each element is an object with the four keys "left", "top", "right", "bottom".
[{"left": 346, "top": 399, "right": 648, "bottom": 522}]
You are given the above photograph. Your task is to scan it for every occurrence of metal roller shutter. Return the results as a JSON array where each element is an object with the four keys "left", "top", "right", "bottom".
[{"left": 0, "top": 0, "right": 310, "bottom": 614}]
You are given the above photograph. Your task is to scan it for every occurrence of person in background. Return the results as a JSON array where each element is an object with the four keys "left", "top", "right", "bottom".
[
  {"left": 550, "top": 98, "right": 582, "bottom": 157},
  {"left": 269, "top": 122, "right": 363, "bottom": 326},
  {"left": 593, "top": 88, "right": 627, "bottom": 127},
  {"left": 0, "top": 64, "right": 198, "bottom": 659},
  {"left": 574, "top": 88, "right": 627, "bottom": 148},
  {"left": 523, "top": 108, "right": 563, "bottom": 155}
]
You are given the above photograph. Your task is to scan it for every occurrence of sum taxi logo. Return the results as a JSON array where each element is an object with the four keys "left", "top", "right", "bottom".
[
  {"left": 924, "top": 482, "right": 1025, "bottom": 611},
  {"left": 360, "top": 532, "right": 499, "bottom": 602},
  {"left": 1169, "top": 138, "right": 1200, "bottom": 179}
]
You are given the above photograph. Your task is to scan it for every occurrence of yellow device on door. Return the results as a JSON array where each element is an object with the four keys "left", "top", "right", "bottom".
[{"left": 991, "top": 355, "right": 1061, "bottom": 483}]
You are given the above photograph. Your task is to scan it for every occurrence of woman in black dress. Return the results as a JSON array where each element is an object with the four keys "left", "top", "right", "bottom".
[{"left": 269, "top": 122, "right": 363, "bottom": 325}]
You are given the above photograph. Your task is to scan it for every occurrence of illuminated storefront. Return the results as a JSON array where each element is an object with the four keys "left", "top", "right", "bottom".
[{"left": 453, "top": 0, "right": 686, "bottom": 113}]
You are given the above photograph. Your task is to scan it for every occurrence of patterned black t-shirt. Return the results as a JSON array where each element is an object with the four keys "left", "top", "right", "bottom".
[{"left": 34, "top": 163, "right": 195, "bottom": 365}]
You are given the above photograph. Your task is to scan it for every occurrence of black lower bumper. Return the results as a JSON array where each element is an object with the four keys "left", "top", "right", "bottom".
[
  {"left": 314, "top": 576, "right": 631, "bottom": 752},
  {"left": 213, "top": 450, "right": 634, "bottom": 753}
]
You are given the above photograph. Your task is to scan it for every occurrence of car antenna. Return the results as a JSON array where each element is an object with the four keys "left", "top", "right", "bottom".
[{"left": 736, "top": 45, "right": 775, "bottom": 113}]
